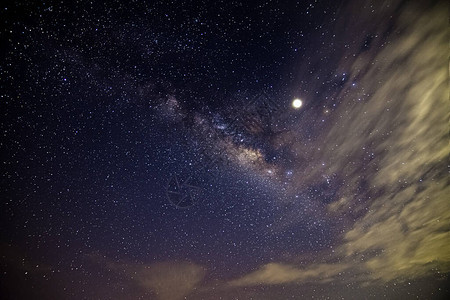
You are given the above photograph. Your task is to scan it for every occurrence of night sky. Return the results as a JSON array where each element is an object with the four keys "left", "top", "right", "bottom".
[{"left": 1, "top": 0, "right": 449, "bottom": 299}]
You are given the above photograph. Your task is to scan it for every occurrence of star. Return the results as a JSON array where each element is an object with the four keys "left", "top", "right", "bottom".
[{"left": 292, "top": 98, "right": 303, "bottom": 109}]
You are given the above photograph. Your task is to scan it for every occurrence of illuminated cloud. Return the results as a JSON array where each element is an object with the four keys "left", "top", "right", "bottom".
[
  {"left": 334, "top": 0, "right": 449, "bottom": 282},
  {"left": 90, "top": 255, "right": 206, "bottom": 300},
  {"left": 230, "top": 0, "right": 448, "bottom": 287},
  {"left": 343, "top": 181, "right": 450, "bottom": 281},
  {"left": 133, "top": 261, "right": 206, "bottom": 300},
  {"left": 228, "top": 262, "right": 349, "bottom": 286}
]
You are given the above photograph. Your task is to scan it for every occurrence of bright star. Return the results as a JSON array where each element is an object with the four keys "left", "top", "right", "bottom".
[{"left": 292, "top": 98, "right": 303, "bottom": 109}]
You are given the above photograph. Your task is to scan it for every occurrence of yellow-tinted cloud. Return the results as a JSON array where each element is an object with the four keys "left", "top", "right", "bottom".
[
  {"left": 337, "top": 0, "right": 450, "bottom": 282},
  {"left": 231, "top": 0, "right": 448, "bottom": 287},
  {"left": 229, "top": 262, "right": 349, "bottom": 286},
  {"left": 89, "top": 255, "right": 206, "bottom": 300},
  {"left": 343, "top": 181, "right": 450, "bottom": 281},
  {"left": 133, "top": 261, "right": 206, "bottom": 300}
]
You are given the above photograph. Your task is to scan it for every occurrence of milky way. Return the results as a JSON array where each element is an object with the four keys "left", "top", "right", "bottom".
[{"left": 1, "top": 0, "right": 448, "bottom": 299}]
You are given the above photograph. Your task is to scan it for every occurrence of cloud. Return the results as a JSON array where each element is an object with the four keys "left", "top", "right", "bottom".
[
  {"left": 230, "top": 0, "right": 449, "bottom": 287},
  {"left": 133, "top": 261, "right": 206, "bottom": 300},
  {"left": 293, "top": 0, "right": 443, "bottom": 197},
  {"left": 229, "top": 262, "right": 349, "bottom": 286},
  {"left": 89, "top": 254, "right": 206, "bottom": 300},
  {"left": 334, "top": 0, "right": 450, "bottom": 282},
  {"left": 343, "top": 181, "right": 450, "bottom": 281}
]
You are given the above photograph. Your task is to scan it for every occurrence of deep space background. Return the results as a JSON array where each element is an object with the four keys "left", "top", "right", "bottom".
[{"left": 1, "top": 0, "right": 449, "bottom": 299}]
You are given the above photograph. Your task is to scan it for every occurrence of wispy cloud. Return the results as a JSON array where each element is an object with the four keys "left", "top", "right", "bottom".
[
  {"left": 331, "top": 0, "right": 450, "bottom": 282},
  {"left": 343, "top": 181, "right": 450, "bottom": 281},
  {"left": 228, "top": 0, "right": 449, "bottom": 287},
  {"left": 228, "top": 262, "right": 349, "bottom": 286}
]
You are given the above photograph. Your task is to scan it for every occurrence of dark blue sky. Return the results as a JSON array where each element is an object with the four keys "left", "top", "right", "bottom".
[{"left": 1, "top": 0, "right": 448, "bottom": 299}]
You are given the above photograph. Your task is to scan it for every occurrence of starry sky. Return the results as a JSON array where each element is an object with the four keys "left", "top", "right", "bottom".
[{"left": 1, "top": 0, "right": 449, "bottom": 299}]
